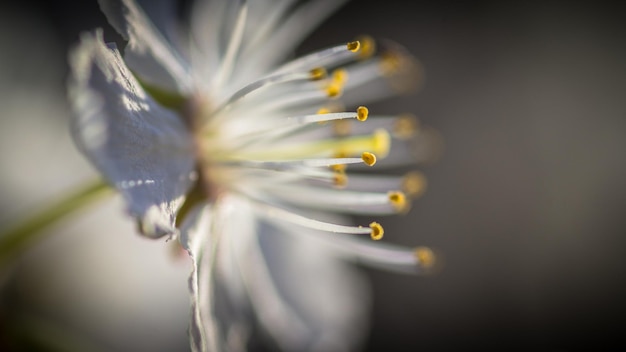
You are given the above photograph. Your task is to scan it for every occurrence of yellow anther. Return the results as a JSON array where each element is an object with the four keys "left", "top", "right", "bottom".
[
  {"left": 309, "top": 67, "right": 327, "bottom": 81},
  {"left": 356, "top": 106, "right": 369, "bottom": 121},
  {"left": 402, "top": 171, "right": 426, "bottom": 198},
  {"left": 361, "top": 152, "right": 377, "bottom": 166},
  {"left": 333, "top": 119, "right": 351, "bottom": 136},
  {"left": 346, "top": 40, "right": 361, "bottom": 52},
  {"left": 332, "top": 69, "right": 348, "bottom": 84},
  {"left": 369, "top": 222, "right": 384, "bottom": 240},
  {"left": 394, "top": 114, "right": 419, "bottom": 140},
  {"left": 332, "top": 171, "right": 348, "bottom": 188},
  {"left": 414, "top": 246, "right": 436, "bottom": 269},
  {"left": 325, "top": 83, "right": 342, "bottom": 98},
  {"left": 387, "top": 191, "right": 409, "bottom": 212},
  {"left": 355, "top": 35, "right": 376, "bottom": 59}
]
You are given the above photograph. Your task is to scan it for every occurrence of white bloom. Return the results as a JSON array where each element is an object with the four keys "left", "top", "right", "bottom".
[{"left": 69, "top": 0, "right": 435, "bottom": 351}]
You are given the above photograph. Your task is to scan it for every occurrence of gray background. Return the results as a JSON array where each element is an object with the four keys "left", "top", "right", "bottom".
[{"left": 2, "top": 1, "right": 626, "bottom": 350}]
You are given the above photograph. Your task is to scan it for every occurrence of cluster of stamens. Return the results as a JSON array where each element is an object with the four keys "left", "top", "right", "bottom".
[{"left": 182, "top": 37, "right": 434, "bottom": 265}]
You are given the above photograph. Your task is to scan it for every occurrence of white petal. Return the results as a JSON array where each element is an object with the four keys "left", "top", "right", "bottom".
[
  {"left": 223, "top": 197, "right": 310, "bottom": 350},
  {"left": 98, "top": 0, "right": 194, "bottom": 93},
  {"left": 69, "top": 31, "right": 195, "bottom": 238},
  {"left": 179, "top": 203, "right": 223, "bottom": 352},
  {"left": 254, "top": 217, "right": 371, "bottom": 351}
]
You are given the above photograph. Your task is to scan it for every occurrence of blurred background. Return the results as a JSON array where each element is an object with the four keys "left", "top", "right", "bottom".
[{"left": 1, "top": 0, "right": 625, "bottom": 351}]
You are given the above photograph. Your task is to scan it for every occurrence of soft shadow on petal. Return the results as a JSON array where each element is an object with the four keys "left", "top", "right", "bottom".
[
  {"left": 69, "top": 31, "right": 195, "bottom": 238},
  {"left": 98, "top": 0, "right": 194, "bottom": 93}
]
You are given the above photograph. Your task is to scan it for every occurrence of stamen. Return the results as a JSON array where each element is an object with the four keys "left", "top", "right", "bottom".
[
  {"left": 414, "top": 246, "right": 436, "bottom": 269},
  {"left": 275, "top": 43, "right": 361, "bottom": 75},
  {"left": 387, "top": 191, "right": 409, "bottom": 212},
  {"left": 356, "top": 106, "right": 369, "bottom": 121},
  {"left": 211, "top": 70, "right": 312, "bottom": 118},
  {"left": 402, "top": 171, "right": 427, "bottom": 198},
  {"left": 309, "top": 67, "right": 327, "bottom": 81},
  {"left": 346, "top": 40, "right": 360, "bottom": 52},
  {"left": 253, "top": 202, "right": 376, "bottom": 235},
  {"left": 270, "top": 219, "right": 431, "bottom": 274},
  {"left": 361, "top": 152, "right": 377, "bottom": 166},
  {"left": 232, "top": 157, "right": 367, "bottom": 171},
  {"left": 369, "top": 222, "right": 384, "bottom": 240}
]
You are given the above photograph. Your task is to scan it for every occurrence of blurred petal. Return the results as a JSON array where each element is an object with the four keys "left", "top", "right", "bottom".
[
  {"left": 180, "top": 203, "right": 222, "bottom": 352},
  {"left": 98, "top": 0, "right": 194, "bottom": 93},
  {"left": 256, "top": 221, "right": 370, "bottom": 351},
  {"left": 69, "top": 31, "right": 195, "bottom": 238},
  {"left": 226, "top": 197, "right": 370, "bottom": 351}
]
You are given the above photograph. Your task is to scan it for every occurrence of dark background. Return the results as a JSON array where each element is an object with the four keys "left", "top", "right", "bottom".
[{"left": 2, "top": 1, "right": 626, "bottom": 350}]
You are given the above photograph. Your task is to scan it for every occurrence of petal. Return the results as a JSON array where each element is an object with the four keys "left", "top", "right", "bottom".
[
  {"left": 225, "top": 196, "right": 370, "bottom": 351},
  {"left": 180, "top": 198, "right": 257, "bottom": 352},
  {"left": 255, "top": 219, "right": 371, "bottom": 351},
  {"left": 179, "top": 203, "right": 223, "bottom": 352},
  {"left": 69, "top": 30, "right": 195, "bottom": 238},
  {"left": 98, "top": 0, "right": 194, "bottom": 93}
]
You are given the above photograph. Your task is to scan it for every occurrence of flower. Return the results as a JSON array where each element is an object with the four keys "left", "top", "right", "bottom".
[{"left": 69, "top": 0, "right": 436, "bottom": 350}]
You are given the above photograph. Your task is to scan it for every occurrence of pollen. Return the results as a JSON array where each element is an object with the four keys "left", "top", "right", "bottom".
[
  {"left": 309, "top": 67, "right": 327, "bottom": 81},
  {"left": 394, "top": 114, "right": 419, "bottom": 140},
  {"left": 346, "top": 40, "right": 361, "bottom": 52},
  {"left": 356, "top": 106, "right": 369, "bottom": 121},
  {"left": 369, "top": 222, "right": 384, "bottom": 240},
  {"left": 361, "top": 152, "right": 377, "bottom": 166},
  {"left": 402, "top": 171, "right": 426, "bottom": 198},
  {"left": 356, "top": 35, "right": 376, "bottom": 59},
  {"left": 414, "top": 246, "right": 436, "bottom": 269},
  {"left": 387, "top": 191, "right": 409, "bottom": 212}
]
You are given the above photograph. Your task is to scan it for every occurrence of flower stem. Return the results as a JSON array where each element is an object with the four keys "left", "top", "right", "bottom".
[{"left": 0, "top": 180, "right": 111, "bottom": 267}]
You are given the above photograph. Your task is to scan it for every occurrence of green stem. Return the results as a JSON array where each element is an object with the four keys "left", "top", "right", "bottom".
[{"left": 0, "top": 180, "right": 111, "bottom": 267}]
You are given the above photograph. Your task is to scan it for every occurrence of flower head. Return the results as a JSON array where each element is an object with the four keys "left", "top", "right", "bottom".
[{"left": 69, "top": 0, "right": 436, "bottom": 350}]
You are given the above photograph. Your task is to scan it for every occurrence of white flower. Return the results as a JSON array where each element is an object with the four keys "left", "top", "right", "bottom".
[{"left": 69, "top": 0, "right": 435, "bottom": 351}]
